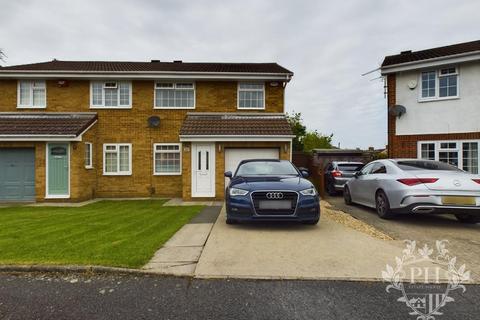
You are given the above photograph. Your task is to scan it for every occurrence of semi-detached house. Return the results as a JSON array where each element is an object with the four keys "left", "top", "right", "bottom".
[
  {"left": 0, "top": 60, "right": 294, "bottom": 202},
  {"left": 381, "top": 40, "right": 480, "bottom": 174}
]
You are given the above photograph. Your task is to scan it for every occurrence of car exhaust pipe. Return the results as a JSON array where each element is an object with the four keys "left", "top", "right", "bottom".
[{"left": 412, "top": 206, "right": 435, "bottom": 214}]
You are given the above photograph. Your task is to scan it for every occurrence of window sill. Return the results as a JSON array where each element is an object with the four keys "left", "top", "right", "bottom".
[
  {"left": 154, "top": 172, "right": 182, "bottom": 176},
  {"left": 85, "top": 166, "right": 94, "bottom": 170},
  {"left": 237, "top": 107, "right": 266, "bottom": 110},
  {"left": 45, "top": 195, "right": 70, "bottom": 199},
  {"left": 154, "top": 106, "right": 196, "bottom": 110},
  {"left": 90, "top": 106, "right": 132, "bottom": 109},
  {"left": 418, "top": 96, "right": 459, "bottom": 103},
  {"left": 17, "top": 106, "right": 46, "bottom": 109},
  {"left": 103, "top": 172, "right": 132, "bottom": 176}
]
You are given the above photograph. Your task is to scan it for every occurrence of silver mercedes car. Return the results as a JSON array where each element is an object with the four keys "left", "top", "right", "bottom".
[{"left": 343, "top": 159, "right": 480, "bottom": 223}]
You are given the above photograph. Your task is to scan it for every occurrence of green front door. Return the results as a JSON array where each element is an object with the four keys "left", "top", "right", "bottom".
[{"left": 47, "top": 143, "right": 69, "bottom": 197}]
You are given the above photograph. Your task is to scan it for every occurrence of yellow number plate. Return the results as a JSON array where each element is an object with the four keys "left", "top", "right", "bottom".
[{"left": 442, "top": 196, "right": 476, "bottom": 205}]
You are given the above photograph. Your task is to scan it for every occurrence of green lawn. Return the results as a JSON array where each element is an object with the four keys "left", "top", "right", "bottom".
[{"left": 0, "top": 200, "right": 203, "bottom": 268}]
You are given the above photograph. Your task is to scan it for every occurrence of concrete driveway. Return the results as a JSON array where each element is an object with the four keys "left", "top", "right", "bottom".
[
  {"left": 326, "top": 195, "right": 480, "bottom": 280},
  {"left": 195, "top": 203, "right": 443, "bottom": 281}
]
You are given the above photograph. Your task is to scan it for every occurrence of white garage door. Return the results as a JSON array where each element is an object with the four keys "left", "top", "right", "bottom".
[{"left": 224, "top": 148, "right": 279, "bottom": 187}]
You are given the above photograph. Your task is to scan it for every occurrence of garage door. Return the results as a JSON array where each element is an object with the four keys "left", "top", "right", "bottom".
[
  {"left": 225, "top": 148, "right": 279, "bottom": 186},
  {"left": 0, "top": 148, "right": 35, "bottom": 201}
]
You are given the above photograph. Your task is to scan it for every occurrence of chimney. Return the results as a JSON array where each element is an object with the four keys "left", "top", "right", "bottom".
[
  {"left": 173, "top": 60, "right": 182, "bottom": 63},
  {"left": 400, "top": 50, "right": 412, "bottom": 55},
  {"left": 151, "top": 59, "right": 160, "bottom": 63}
]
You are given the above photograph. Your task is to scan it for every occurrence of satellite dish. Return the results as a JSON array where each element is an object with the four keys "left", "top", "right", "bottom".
[
  {"left": 388, "top": 105, "right": 407, "bottom": 118},
  {"left": 148, "top": 116, "right": 161, "bottom": 128}
]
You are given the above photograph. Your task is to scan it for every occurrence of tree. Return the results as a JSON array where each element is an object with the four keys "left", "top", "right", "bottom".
[
  {"left": 303, "top": 131, "right": 333, "bottom": 152},
  {"left": 0, "top": 49, "right": 5, "bottom": 63},
  {"left": 286, "top": 112, "right": 307, "bottom": 151}
]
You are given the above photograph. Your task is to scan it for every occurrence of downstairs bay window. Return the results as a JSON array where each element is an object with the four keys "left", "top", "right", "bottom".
[{"left": 418, "top": 141, "right": 478, "bottom": 173}]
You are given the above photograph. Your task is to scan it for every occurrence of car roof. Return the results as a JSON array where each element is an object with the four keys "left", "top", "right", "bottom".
[
  {"left": 334, "top": 161, "right": 364, "bottom": 164},
  {"left": 238, "top": 159, "right": 285, "bottom": 164}
]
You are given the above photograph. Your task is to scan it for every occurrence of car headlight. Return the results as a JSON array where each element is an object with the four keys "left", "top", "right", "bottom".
[
  {"left": 299, "top": 187, "right": 317, "bottom": 196},
  {"left": 229, "top": 187, "right": 249, "bottom": 197}
]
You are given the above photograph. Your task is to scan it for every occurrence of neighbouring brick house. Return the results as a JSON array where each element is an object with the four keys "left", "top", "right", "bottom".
[
  {"left": 381, "top": 40, "right": 480, "bottom": 174},
  {"left": 0, "top": 60, "right": 294, "bottom": 202}
]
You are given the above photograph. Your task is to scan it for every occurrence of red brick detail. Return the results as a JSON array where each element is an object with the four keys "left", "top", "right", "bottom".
[{"left": 391, "top": 132, "right": 480, "bottom": 158}]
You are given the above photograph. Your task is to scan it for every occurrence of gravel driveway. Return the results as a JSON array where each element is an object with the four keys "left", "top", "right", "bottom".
[{"left": 326, "top": 195, "right": 480, "bottom": 280}]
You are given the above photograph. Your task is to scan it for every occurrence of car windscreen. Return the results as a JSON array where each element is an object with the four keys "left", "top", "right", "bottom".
[
  {"left": 236, "top": 161, "right": 299, "bottom": 176},
  {"left": 396, "top": 160, "right": 462, "bottom": 171},
  {"left": 338, "top": 164, "right": 363, "bottom": 171}
]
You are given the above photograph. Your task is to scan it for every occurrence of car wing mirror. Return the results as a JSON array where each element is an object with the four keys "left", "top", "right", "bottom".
[
  {"left": 301, "top": 170, "right": 309, "bottom": 178},
  {"left": 224, "top": 171, "right": 233, "bottom": 178},
  {"left": 354, "top": 171, "right": 362, "bottom": 178}
]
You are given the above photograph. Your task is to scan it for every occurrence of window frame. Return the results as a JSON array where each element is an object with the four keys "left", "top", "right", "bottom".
[
  {"left": 418, "top": 67, "right": 459, "bottom": 102},
  {"left": 85, "top": 142, "right": 93, "bottom": 169},
  {"left": 17, "top": 80, "right": 47, "bottom": 109},
  {"left": 418, "top": 140, "right": 480, "bottom": 173},
  {"left": 90, "top": 81, "right": 132, "bottom": 109},
  {"left": 153, "top": 82, "right": 196, "bottom": 109},
  {"left": 153, "top": 143, "right": 182, "bottom": 176},
  {"left": 102, "top": 143, "right": 132, "bottom": 176},
  {"left": 237, "top": 82, "right": 266, "bottom": 110}
]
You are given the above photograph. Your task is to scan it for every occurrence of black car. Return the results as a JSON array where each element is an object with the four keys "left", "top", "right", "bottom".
[
  {"left": 324, "top": 161, "right": 364, "bottom": 195},
  {"left": 224, "top": 159, "right": 320, "bottom": 225}
]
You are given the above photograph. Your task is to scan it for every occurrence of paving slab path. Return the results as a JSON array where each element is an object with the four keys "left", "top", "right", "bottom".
[{"left": 143, "top": 206, "right": 222, "bottom": 276}]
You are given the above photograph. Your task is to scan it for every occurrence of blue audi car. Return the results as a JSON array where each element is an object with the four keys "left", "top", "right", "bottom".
[{"left": 224, "top": 159, "right": 320, "bottom": 225}]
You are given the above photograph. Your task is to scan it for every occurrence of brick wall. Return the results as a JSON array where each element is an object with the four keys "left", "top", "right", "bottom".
[{"left": 0, "top": 79, "right": 286, "bottom": 201}]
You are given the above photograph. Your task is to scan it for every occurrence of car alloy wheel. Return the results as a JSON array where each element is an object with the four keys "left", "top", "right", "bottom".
[{"left": 375, "top": 191, "right": 393, "bottom": 219}]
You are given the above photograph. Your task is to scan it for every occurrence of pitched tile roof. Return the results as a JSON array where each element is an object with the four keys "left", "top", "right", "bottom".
[
  {"left": 382, "top": 40, "right": 480, "bottom": 67},
  {"left": 0, "top": 113, "right": 97, "bottom": 137},
  {"left": 0, "top": 60, "right": 293, "bottom": 74},
  {"left": 180, "top": 113, "right": 294, "bottom": 136}
]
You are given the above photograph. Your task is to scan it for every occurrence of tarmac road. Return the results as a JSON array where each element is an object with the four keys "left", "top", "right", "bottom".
[{"left": 0, "top": 273, "right": 478, "bottom": 320}]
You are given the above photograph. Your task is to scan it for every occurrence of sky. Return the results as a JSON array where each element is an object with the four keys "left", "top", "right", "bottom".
[{"left": 1, "top": 0, "right": 479, "bottom": 149}]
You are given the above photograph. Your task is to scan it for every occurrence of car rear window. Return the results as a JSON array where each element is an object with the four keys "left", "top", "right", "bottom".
[
  {"left": 338, "top": 164, "right": 363, "bottom": 171},
  {"left": 396, "top": 160, "right": 462, "bottom": 171},
  {"left": 236, "top": 161, "right": 299, "bottom": 176}
]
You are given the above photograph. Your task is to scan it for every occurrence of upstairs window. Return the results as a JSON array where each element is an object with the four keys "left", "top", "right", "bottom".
[
  {"left": 238, "top": 82, "right": 265, "bottom": 109},
  {"left": 420, "top": 67, "right": 458, "bottom": 101},
  {"left": 18, "top": 80, "right": 46, "bottom": 108},
  {"left": 91, "top": 81, "right": 131, "bottom": 108},
  {"left": 155, "top": 82, "right": 195, "bottom": 108},
  {"left": 438, "top": 67, "right": 458, "bottom": 97}
]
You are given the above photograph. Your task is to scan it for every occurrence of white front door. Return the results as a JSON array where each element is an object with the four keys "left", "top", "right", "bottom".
[{"left": 191, "top": 143, "right": 216, "bottom": 197}]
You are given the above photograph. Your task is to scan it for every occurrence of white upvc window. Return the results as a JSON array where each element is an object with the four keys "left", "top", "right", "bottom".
[
  {"left": 238, "top": 82, "right": 265, "bottom": 109},
  {"left": 85, "top": 142, "right": 93, "bottom": 169},
  {"left": 419, "top": 67, "right": 458, "bottom": 101},
  {"left": 418, "top": 140, "right": 479, "bottom": 173},
  {"left": 103, "top": 143, "right": 132, "bottom": 175},
  {"left": 154, "top": 82, "right": 195, "bottom": 109},
  {"left": 17, "top": 80, "right": 46, "bottom": 108},
  {"left": 153, "top": 143, "right": 182, "bottom": 175},
  {"left": 90, "top": 81, "right": 132, "bottom": 108}
]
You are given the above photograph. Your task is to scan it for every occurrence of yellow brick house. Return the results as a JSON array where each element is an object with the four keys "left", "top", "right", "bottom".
[{"left": 0, "top": 60, "right": 294, "bottom": 202}]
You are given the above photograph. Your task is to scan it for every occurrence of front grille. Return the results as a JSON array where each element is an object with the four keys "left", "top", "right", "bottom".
[{"left": 251, "top": 191, "right": 298, "bottom": 215}]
